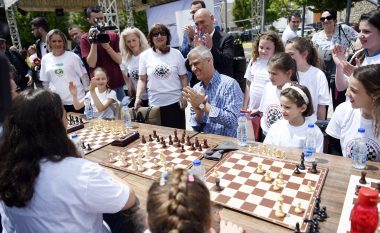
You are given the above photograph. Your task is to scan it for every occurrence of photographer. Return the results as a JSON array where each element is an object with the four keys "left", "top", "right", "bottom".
[{"left": 80, "top": 5, "right": 125, "bottom": 101}]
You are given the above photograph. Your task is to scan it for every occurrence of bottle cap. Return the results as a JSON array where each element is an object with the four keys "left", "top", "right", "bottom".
[
  {"left": 240, "top": 113, "right": 246, "bottom": 117},
  {"left": 71, "top": 134, "right": 78, "bottom": 139},
  {"left": 357, "top": 187, "right": 379, "bottom": 206},
  {"left": 192, "top": 159, "right": 201, "bottom": 166},
  {"left": 307, "top": 123, "right": 314, "bottom": 128},
  {"left": 358, "top": 128, "right": 365, "bottom": 133}
]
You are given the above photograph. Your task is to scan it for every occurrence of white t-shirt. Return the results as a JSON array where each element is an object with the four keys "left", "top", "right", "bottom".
[
  {"left": 120, "top": 55, "right": 148, "bottom": 100},
  {"left": 259, "top": 82, "right": 282, "bottom": 133},
  {"left": 326, "top": 101, "right": 380, "bottom": 161},
  {"left": 40, "top": 51, "right": 87, "bottom": 105},
  {"left": 298, "top": 66, "right": 330, "bottom": 122},
  {"left": 1, "top": 157, "right": 129, "bottom": 233},
  {"left": 264, "top": 119, "right": 324, "bottom": 153},
  {"left": 244, "top": 58, "right": 270, "bottom": 109},
  {"left": 139, "top": 48, "right": 187, "bottom": 107},
  {"left": 85, "top": 88, "right": 117, "bottom": 119},
  {"left": 281, "top": 25, "right": 299, "bottom": 44},
  {"left": 361, "top": 51, "right": 380, "bottom": 66}
]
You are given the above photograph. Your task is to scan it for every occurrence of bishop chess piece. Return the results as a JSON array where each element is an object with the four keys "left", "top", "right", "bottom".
[{"left": 299, "top": 153, "right": 306, "bottom": 170}]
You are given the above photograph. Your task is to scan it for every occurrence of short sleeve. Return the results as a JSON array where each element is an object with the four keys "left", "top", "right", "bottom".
[
  {"left": 244, "top": 59, "right": 253, "bottom": 81},
  {"left": 138, "top": 51, "right": 148, "bottom": 76},
  {"left": 72, "top": 52, "right": 88, "bottom": 77},
  {"left": 177, "top": 50, "right": 187, "bottom": 76},
  {"left": 80, "top": 34, "right": 91, "bottom": 59},
  {"left": 315, "top": 127, "right": 325, "bottom": 153},
  {"left": 120, "top": 58, "right": 128, "bottom": 75},
  {"left": 39, "top": 57, "right": 49, "bottom": 82},
  {"left": 106, "top": 90, "right": 118, "bottom": 102},
  {"left": 326, "top": 104, "right": 345, "bottom": 140},
  {"left": 84, "top": 163, "right": 129, "bottom": 213},
  {"left": 317, "top": 71, "right": 330, "bottom": 105}
]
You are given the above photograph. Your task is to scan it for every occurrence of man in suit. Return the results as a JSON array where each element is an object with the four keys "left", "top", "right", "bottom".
[{"left": 193, "top": 8, "right": 234, "bottom": 78}]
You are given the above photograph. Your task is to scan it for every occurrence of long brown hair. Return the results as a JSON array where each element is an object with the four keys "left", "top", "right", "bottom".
[
  {"left": 251, "top": 31, "right": 284, "bottom": 62},
  {"left": 286, "top": 37, "right": 320, "bottom": 68},
  {"left": 147, "top": 168, "right": 211, "bottom": 233}
]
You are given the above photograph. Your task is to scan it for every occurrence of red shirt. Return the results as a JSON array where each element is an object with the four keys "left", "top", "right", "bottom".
[{"left": 80, "top": 31, "right": 124, "bottom": 89}]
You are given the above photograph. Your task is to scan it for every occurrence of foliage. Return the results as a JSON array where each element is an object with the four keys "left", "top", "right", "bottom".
[
  {"left": 301, "top": 0, "right": 362, "bottom": 12},
  {"left": 118, "top": 10, "right": 148, "bottom": 35}
]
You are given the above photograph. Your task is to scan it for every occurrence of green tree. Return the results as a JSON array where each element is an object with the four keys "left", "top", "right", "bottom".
[{"left": 232, "top": 0, "right": 252, "bottom": 29}]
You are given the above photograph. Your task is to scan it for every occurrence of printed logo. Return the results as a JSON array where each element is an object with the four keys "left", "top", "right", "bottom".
[
  {"left": 153, "top": 63, "right": 171, "bottom": 79},
  {"left": 131, "top": 69, "right": 139, "bottom": 81},
  {"left": 346, "top": 137, "right": 380, "bottom": 162},
  {"left": 54, "top": 68, "right": 64, "bottom": 77},
  {"left": 264, "top": 104, "right": 283, "bottom": 129}
]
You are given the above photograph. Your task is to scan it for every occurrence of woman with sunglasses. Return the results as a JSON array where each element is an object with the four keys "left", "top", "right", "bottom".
[
  {"left": 135, "top": 24, "right": 188, "bottom": 129},
  {"left": 312, "top": 8, "right": 358, "bottom": 109}
]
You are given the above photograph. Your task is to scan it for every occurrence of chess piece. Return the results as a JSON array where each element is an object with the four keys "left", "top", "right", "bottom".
[
  {"left": 176, "top": 141, "right": 181, "bottom": 148},
  {"left": 174, "top": 135, "right": 179, "bottom": 142},
  {"left": 248, "top": 144, "right": 253, "bottom": 152},
  {"left": 203, "top": 139, "right": 209, "bottom": 148},
  {"left": 264, "top": 171, "right": 272, "bottom": 182},
  {"left": 275, "top": 203, "right": 286, "bottom": 218},
  {"left": 156, "top": 137, "right": 160, "bottom": 143},
  {"left": 198, "top": 144, "right": 203, "bottom": 151},
  {"left": 152, "top": 158, "right": 159, "bottom": 168},
  {"left": 137, "top": 154, "right": 145, "bottom": 172},
  {"left": 299, "top": 153, "right": 306, "bottom": 170},
  {"left": 256, "top": 163, "right": 264, "bottom": 174},
  {"left": 294, "top": 222, "right": 301, "bottom": 233},
  {"left": 181, "top": 137, "right": 185, "bottom": 144},
  {"left": 160, "top": 151, "right": 166, "bottom": 165},
  {"left": 278, "top": 171, "right": 284, "bottom": 184},
  {"left": 294, "top": 164, "right": 301, "bottom": 174},
  {"left": 153, "top": 130, "right": 158, "bottom": 138},
  {"left": 75, "top": 116, "right": 79, "bottom": 123},
  {"left": 306, "top": 181, "right": 313, "bottom": 192},
  {"left": 162, "top": 140, "right": 167, "bottom": 148},
  {"left": 86, "top": 143, "right": 92, "bottom": 150},
  {"left": 315, "top": 195, "right": 321, "bottom": 212},
  {"left": 186, "top": 136, "right": 191, "bottom": 146},
  {"left": 149, "top": 134, "right": 153, "bottom": 142},
  {"left": 120, "top": 153, "right": 127, "bottom": 167},
  {"left": 160, "top": 136, "right": 164, "bottom": 143},
  {"left": 310, "top": 162, "right": 318, "bottom": 174},
  {"left": 79, "top": 118, "right": 84, "bottom": 124},
  {"left": 294, "top": 202, "right": 304, "bottom": 214},
  {"left": 181, "top": 145, "right": 185, "bottom": 153},
  {"left": 195, "top": 137, "right": 200, "bottom": 147},
  {"left": 190, "top": 143, "right": 196, "bottom": 151},
  {"left": 273, "top": 180, "right": 281, "bottom": 191},
  {"left": 359, "top": 171, "right": 367, "bottom": 184},
  {"left": 81, "top": 141, "right": 86, "bottom": 150},
  {"left": 214, "top": 169, "right": 224, "bottom": 192},
  {"left": 174, "top": 129, "right": 177, "bottom": 137},
  {"left": 141, "top": 135, "right": 146, "bottom": 144},
  {"left": 131, "top": 156, "right": 137, "bottom": 170},
  {"left": 278, "top": 194, "right": 284, "bottom": 203},
  {"left": 317, "top": 206, "right": 328, "bottom": 220},
  {"left": 108, "top": 153, "right": 117, "bottom": 163}
]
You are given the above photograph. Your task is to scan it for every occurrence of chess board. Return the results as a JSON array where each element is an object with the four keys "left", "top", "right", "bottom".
[
  {"left": 99, "top": 133, "right": 212, "bottom": 180},
  {"left": 337, "top": 175, "right": 380, "bottom": 233},
  {"left": 73, "top": 128, "right": 135, "bottom": 154},
  {"left": 204, "top": 151, "right": 328, "bottom": 232}
]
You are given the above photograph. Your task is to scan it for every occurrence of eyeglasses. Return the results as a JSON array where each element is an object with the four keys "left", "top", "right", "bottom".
[
  {"left": 190, "top": 10, "right": 197, "bottom": 15},
  {"left": 152, "top": 31, "right": 167, "bottom": 37},
  {"left": 320, "top": 16, "right": 334, "bottom": 22}
]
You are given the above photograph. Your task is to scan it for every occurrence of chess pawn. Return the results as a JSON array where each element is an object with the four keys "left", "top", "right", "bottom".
[
  {"left": 273, "top": 180, "right": 281, "bottom": 191},
  {"left": 278, "top": 171, "right": 284, "bottom": 184},
  {"left": 278, "top": 194, "right": 284, "bottom": 204},
  {"left": 264, "top": 171, "right": 272, "bottom": 182},
  {"left": 306, "top": 181, "right": 313, "bottom": 192},
  {"left": 152, "top": 158, "right": 159, "bottom": 168},
  {"left": 275, "top": 203, "right": 286, "bottom": 218},
  {"left": 108, "top": 153, "right": 117, "bottom": 163},
  {"left": 131, "top": 155, "right": 138, "bottom": 170},
  {"left": 256, "top": 163, "right": 264, "bottom": 174},
  {"left": 294, "top": 202, "right": 304, "bottom": 214}
]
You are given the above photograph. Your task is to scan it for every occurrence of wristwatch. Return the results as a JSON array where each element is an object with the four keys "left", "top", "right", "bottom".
[{"left": 198, "top": 101, "right": 206, "bottom": 110}]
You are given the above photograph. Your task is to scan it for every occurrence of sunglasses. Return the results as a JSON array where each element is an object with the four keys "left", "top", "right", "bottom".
[
  {"left": 320, "top": 16, "right": 334, "bottom": 22},
  {"left": 152, "top": 31, "right": 167, "bottom": 37}
]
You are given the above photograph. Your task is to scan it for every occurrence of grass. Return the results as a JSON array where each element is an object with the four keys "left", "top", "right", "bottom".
[{"left": 242, "top": 42, "right": 252, "bottom": 49}]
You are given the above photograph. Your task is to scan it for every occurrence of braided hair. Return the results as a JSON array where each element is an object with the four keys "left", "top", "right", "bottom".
[{"left": 147, "top": 168, "right": 211, "bottom": 233}]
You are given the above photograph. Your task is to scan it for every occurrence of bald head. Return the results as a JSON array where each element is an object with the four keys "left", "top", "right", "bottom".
[{"left": 194, "top": 8, "right": 214, "bottom": 34}]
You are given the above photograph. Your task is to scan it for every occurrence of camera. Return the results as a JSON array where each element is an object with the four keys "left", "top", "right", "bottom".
[{"left": 88, "top": 18, "right": 117, "bottom": 43}]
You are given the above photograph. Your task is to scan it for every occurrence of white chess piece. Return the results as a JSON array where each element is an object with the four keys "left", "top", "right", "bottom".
[
  {"left": 264, "top": 171, "right": 272, "bottom": 182},
  {"left": 273, "top": 180, "right": 281, "bottom": 191},
  {"left": 152, "top": 158, "right": 159, "bottom": 168},
  {"left": 278, "top": 171, "right": 284, "bottom": 184},
  {"left": 294, "top": 202, "right": 304, "bottom": 214},
  {"left": 131, "top": 155, "right": 137, "bottom": 170},
  {"left": 306, "top": 181, "right": 313, "bottom": 192},
  {"left": 108, "top": 152, "right": 116, "bottom": 163},
  {"left": 275, "top": 202, "right": 286, "bottom": 218},
  {"left": 256, "top": 163, "right": 264, "bottom": 174}
]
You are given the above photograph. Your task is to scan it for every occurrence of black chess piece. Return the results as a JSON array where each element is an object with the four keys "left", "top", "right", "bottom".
[
  {"left": 82, "top": 141, "right": 86, "bottom": 150},
  {"left": 168, "top": 135, "right": 173, "bottom": 145},
  {"left": 310, "top": 162, "right": 318, "bottom": 174},
  {"left": 149, "top": 134, "right": 153, "bottom": 142},
  {"left": 299, "top": 153, "right": 306, "bottom": 170},
  {"left": 215, "top": 177, "right": 224, "bottom": 191},
  {"left": 162, "top": 140, "right": 167, "bottom": 148},
  {"left": 156, "top": 137, "right": 160, "bottom": 143},
  {"left": 181, "top": 137, "right": 185, "bottom": 144},
  {"left": 317, "top": 207, "right": 328, "bottom": 220},
  {"left": 198, "top": 144, "right": 202, "bottom": 151},
  {"left": 294, "top": 164, "right": 301, "bottom": 174},
  {"left": 174, "top": 129, "right": 177, "bottom": 137},
  {"left": 195, "top": 137, "right": 200, "bottom": 147},
  {"left": 190, "top": 143, "right": 196, "bottom": 151},
  {"left": 75, "top": 116, "right": 79, "bottom": 123},
  {"left": 79, "top": 118, "right": 84, "bottom": 124},
  {"left": 203, "top": 139, "right": 209, "bottom": 148},
  {"left": 294, "top": 222, "right": 301, "bottom": 233},
  {"left": 87, "top": 143, "right": 92, "bottom": 150},
  {"left": 180, "top": 145, "right": 185, "bottom": 153},
  {"left": 359, "top": 171, "right": 367, "bottom": 184},
  {"left": 153, "top": 130, "right": 158, "bottom": 138},
  {"left": 160, "top": 136, "right": 164, "bottom": 144},
  {"left": 174, "top": 135, "right": 179, "bottom": 142},
  {"left": 141, "top": 135, "right": 146, "bottom": 144},
  {"left": 176, "top": 141, "right": 181, "bottom": 148},
  {"left": 314, "top": 196, "right": 321, "bottom": 212}
]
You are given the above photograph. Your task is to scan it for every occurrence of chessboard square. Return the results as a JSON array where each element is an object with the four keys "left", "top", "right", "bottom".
[
  {"left": 295, "top": 189, "right": 312, "bottom": 201},
  {"left": 256, "top": 181, "right": 271, "bottom": 190},
  {"left": 282, "top": 167, "right": 296, "bottom": 176},
  {"left": 240, "top": 202, "right": 257, "bottom": 213},
  {"left": 222, "top": 173, "right": 236, "bottom": 181},
  {"left": 232, "top": 176, "right": 247, "bottom": 184},
  {"left": 171, "top": 157, "right": 185, "bottom": 164},
  {"left": 301, "top": 179, "right": 316, "bottom": 186},
  {"left": 272, "top": 161, "right": 286, "bottom": 168},
  {"left": 223, "top": 161, "right": 235, "bottom": 168},
  {"left": 282, "top": 188, "right": 298, "bottom": 198},
  {"left": 251, "top": 188, "right": 266, "bottom": 197},
  {"left": 233, "top": 191, "right": 249, "bottom": 201},
  {"left": 252, "top": 157, "right": 264, "bottom": 163},
  {"left": 239, "top": 184, "right": 255, "bottom": 194},
  {"left": 282, "top": 214, "right": 304, "bottom": 229},
  {"left": 221, "top": 187, "right": 238, "bottom": 197},
  {"left": 285, "top": 182, "right": 301, "bottom": 190},
  {"left": 227, "top": 181, "right": 242, "bottom": 190},
  {"left": 226, "top": 197, "right": 246, "bottom": 209},
  {"left": 253, "top": 205, "right": 272, "bottom": 217},
  {"left": 259, "top": 198, "right": 276, "bottom": 209},
  {"left": 228, "top": 157, "right": 240, "bottom": 163},
  {"left": 233, "top": 152, "right": 245, "bottom": 159},
  {"left": 263, "top": 191, "right": 280, "bottom": 202},
  {"left": 238, "top": 171, "right": 251, "bottom": 178},
  {"left": 241, "top": 155, "right": 253, "bottom": 161},
  {"left": 206, "top": 181, "right": 215, "bottom": 189},
  {"left": 218, "top": 166, "right": 229, "bottom": 173},
  {"left": 236, "top": 159, "right": 250, "bottom": 166},
  {"left": 269, "top": 166, "right": 282, "bottom": 173},
  {"left": 290, "top": 198, "right": 309, "bottom": 211},
  {"left": 244, "top": 179, "right": 259, "bottom": 187},
  {"left": 214, "top": 193, "right": 232, "bottom": 204},
  {"left": 288, "top": 176, "right": 304, "bottom": 184},
  {"left": 249, "top": 194, "right": 263, "bottom": 205},
  {"left": 228, "top": 168, "right": 241, "bottom": 176},
  {"left": 304, "top": 173, "right": 320, "bottom": 181},
  {"left": 262, "top": 159, "right": 274, "bottom": 166},
  {"left": 247, "top": 161, "right": 258, "bottom": 168},
  {"left": 249, "top": 173, "right": 263, "bottom": 181},
  {"left": 128, "top": 148, "right": 138, "bottom": 153},
  {"left": 242, "top": 165, "right": 255, "bottom": 173}
]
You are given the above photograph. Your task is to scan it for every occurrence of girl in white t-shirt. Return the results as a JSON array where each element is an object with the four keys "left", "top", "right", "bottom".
[
  {"left": 265, "top": 83, "right": 324, "bottom": 152},
  {"left": 326, "top": 64, "right": 380, "bottom": 161},
  {"left": 145, "top": 168, "right": 243, "bottom": 233},
  {"left": 243, "top": 31, "right": 284, "bottom": 110},
  {"left": 70, "top": 67, "right": 117, "bottom": 119},
  {"left": 332, "top": 10, "right": 380, "bottom": 92},
  {"left": 285, "top": 37, "right": 330, "bottom": 122},
  {"left": 250, "top": 52, "right": 298, "bottom": 135}
]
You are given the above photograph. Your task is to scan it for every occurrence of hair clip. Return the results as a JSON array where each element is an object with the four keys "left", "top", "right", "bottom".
[{"left": 188, "top": 174, "right": 195, "bottom": 183}]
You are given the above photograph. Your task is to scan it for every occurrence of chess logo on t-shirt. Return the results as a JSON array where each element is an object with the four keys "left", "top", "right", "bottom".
[
  {"left": 264, "top": 104, "right": 283, "bottom": 129},
  {"left": 153, "top": 63, "right": 171, "bottom": 79},
  {"left": 346, "top": 138, "right": 380, "bottom": 162},
  {"left": 131, "top": 69, "right": 139, "bottom": 81}
]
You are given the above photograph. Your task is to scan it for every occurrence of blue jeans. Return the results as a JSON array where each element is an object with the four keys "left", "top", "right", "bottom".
[{"left": 113, "top": 87, "right": 126, "bottom": 102}]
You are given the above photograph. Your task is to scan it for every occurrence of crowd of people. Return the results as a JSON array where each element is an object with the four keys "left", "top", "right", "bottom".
[{"left": 0, "top": 2, "right": 380, "bottom": 232}]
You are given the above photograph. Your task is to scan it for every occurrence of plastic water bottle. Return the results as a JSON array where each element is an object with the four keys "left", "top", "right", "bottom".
[
  {"left": 352, "top": 128, "right": 368, "bottom": 170},
  {"left": 303, "top": 123, "right": 317, "bottom": 163},
  {"left": 122, "top": 97, "right": 132, "bottom": 128},
  {"left": 84, "top": 97, "right": 93, "bottom": 120},
  {"left": 191, "top": 159, "right": 205, "bottom": 181},
  {"left": 237, "top": 113, "right": 247, "bottom": 146},
  {"left": 70, "top": 133, "right": 84, "bottom": 157}
]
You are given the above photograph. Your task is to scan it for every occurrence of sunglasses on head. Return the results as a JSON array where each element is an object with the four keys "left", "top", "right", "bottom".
[
  {"left": 152, "top": 31, "right": 167, "bottom": 37},
  {"left": 320, "top": 16, "right": 334, "bottom": 22}
]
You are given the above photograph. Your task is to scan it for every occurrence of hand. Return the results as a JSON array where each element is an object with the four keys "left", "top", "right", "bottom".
[
  {"left": 101, "top": 43, "right": 112, "bottom": 50},
  {"left": 249, "top": 109, "right": 260, "bottom": 117},
  {"left": 26, "top": 74, "right": 33, "bottom": 86},
  {"left": 89, "top": 78, "right": 97, "bottom": 92},
  {"left": 219, "top": 220, "right": 244, "bottom": 233},
  {"left": 134, "top": 98, "right": 142, "bottom": 109},
  {"left": 182, "top": 86, "right": 207, "bottom": 109},
  {"left": 68, "top": 81, "right": 77, "bottom": 96},
  {"left": 184, "top": 26, "right": 195, "bottom": 41},
  {"left": 341, "top": 59, "right": 360, "bottom": 77},
  {"left": 202, "top": 33, "right": 213, "bottom": 49},
  {"left": 179, "top": 96, "right": 188, "bottom": 109},
  {"left": 332, "top": 44, "right": 346, "bottom": 67}
]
